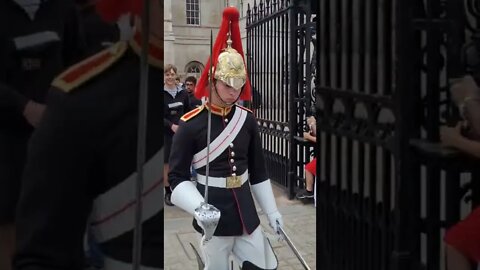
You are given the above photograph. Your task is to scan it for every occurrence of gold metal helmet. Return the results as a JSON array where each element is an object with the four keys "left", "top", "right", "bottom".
[
  {"left": 195, "top": 6, "right": 251, "bottom": 100},
  {"left": 214, "top": 38, "right": 247, "bottom": 90}
]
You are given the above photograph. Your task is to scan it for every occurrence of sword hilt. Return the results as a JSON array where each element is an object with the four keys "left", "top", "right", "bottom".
[{"left": 194, "top": 202, "right": 221, "bottom": 243}]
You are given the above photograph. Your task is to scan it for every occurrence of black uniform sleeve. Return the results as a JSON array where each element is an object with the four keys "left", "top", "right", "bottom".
[
  {"left": 14, "top": 89, "right": 95, "bottom": 270},
  {"left": 168, "top": 119, "right": 196, "bottom": 189},
  {"left": 247, "top": 114, "right": 269, "bottom": 184}
]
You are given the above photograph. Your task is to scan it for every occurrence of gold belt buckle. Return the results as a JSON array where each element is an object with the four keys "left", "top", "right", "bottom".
[{"left": 226, "top": 175, "right": 242, "bottom": 188}]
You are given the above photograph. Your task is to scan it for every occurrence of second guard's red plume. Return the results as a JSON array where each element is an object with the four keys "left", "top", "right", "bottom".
[{"left": 95, "top": 0, "right": 143, "bottom": 23}]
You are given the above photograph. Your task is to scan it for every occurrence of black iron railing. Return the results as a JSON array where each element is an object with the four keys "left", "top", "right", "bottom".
[
  {"left": 246, "top": 0, "right": 316, "bottom": 198},
  {"left": 248, "top": 0, "right": 480, "bottom": 269}
]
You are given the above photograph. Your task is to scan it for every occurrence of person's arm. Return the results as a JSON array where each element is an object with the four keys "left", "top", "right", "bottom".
[
  {"left": 168, "top": 120, "right": 195, "bottom": 189},
  {"left": 303, "top": 132, "right": 317, "bottom": 143},
  {"left": 441, "top": 124, "right": 480, "bottom": 159},
  {"left": 163, "top": 95, "right": 174, "bottom": 129},
  {"left": 0, "top": 82, "right": 46, "bottom": 127},
  {"left": 14, "top": 89, "right": 94, "bottom": 269},
  {"left": 247, "top": 115, "right": 284, "bottom": 235},
  {"left": 451, "top": 136, "right": 480, "bottom": 158},
  {"left": 169, "top": 120, "right": 204, "bottom": 215}
]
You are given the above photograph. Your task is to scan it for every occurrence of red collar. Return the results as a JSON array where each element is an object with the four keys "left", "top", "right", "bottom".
[{"left": 206, "top": 103, "right": 233, "bottom": 116}]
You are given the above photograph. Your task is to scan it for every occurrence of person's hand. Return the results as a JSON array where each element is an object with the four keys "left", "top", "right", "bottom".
[
  {"left": 171, "top": 124, "right": 179, "bottom": 133},
  {"left": 267, "top": 210, "right": 284, "bottom": 238},
  {"left": 440, "top": 123, "right": 463, "bottom": 148},
  {"left": 23, "top": 100, "right": 46, "bottom": 128},
  {"left": 303, "top": 132, "right": 315, "bottom": 142}
]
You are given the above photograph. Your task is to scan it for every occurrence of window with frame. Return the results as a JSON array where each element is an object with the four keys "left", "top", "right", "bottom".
[
  {"left": 186, "top": 0, "right": 200, "bottom": 25},
  {"left": 185, "top": 61, "right": 204, "bottom": 77}
]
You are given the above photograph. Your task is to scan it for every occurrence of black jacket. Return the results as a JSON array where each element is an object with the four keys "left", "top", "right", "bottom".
[
  {"left": 169, "top": 104, "right": 269, "bottom": 236},
  {"left": 14, "top": 38, "right": 163, "bottom": 270}
]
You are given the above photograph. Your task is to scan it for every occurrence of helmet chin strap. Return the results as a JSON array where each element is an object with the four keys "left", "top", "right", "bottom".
[{"left": 213, "top": 85, "right": 242, "bottom": 107}]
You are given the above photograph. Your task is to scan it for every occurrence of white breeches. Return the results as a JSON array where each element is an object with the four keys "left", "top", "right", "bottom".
[{"left": 199, "top": 226, "right": 277, "bottom": 270}]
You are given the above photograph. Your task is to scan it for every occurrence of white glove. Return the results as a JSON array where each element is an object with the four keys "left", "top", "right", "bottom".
[
  {"left": 117, "top": 14, "right": 134, "bottom": 41},
  {"left": 171, "top": 181, "right": 219, "bottom": 235},
  {"left": 267, "top": 210, "right": 283, "bottom": 235},
  {"left": 171, "top": 181, "right": 204, "bottom": 216},
  {"left": 251, "top": 180, "right": 284, "bottom": 237}
]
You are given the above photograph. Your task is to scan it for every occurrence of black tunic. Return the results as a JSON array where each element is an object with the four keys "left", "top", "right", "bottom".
[
  {"left": 14, "top": 39, "right": 163, "bottom": 269},
  {"left": 169, "top": 104, "right": 269, "bottom": 236}
]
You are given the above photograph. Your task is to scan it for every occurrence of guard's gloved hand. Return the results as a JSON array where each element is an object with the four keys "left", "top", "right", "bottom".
[
  {"left": 171, "top": 181, "right": 204, "bottom": 216},
  {"left": 267, "top": 210, "right": 284, "bottom": 235},
  {"left": 171, "top": 181, "right": 220, "bottom": 240},
  {"left": 251, "top": 179, "right": 284, "bottom": 239}
]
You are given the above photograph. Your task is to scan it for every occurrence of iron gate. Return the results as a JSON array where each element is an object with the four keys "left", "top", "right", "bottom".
[
  {"left": 247, "top": 0, "right": 480, "bottom": 269},
  {"left": 404, "top": 1, "right": 480, "bottom": 270},
  {"left": 246, "top": 0, "right": 316, "bottom": 198},
  {"left": 314, "top": 0, "right": 480, "bottom": 270},
  {"left": 314, "top": 0, "right": 397, "bottom": 269}
]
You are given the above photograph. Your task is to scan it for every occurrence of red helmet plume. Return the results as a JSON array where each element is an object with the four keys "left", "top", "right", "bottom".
[
  {"left": 195, "top": 7, "right": 252, "bottom": 101},
  {"left": 95, "top": 0, "right": 143, "bottom": 23}
]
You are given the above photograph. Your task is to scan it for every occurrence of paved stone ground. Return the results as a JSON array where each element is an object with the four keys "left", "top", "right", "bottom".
[{"left": 164, "top": 184, "right": 317, "bottom": 270}]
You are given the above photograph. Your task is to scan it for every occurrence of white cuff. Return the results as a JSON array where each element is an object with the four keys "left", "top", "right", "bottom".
[
  {"left": 251, "top": 179, "right": 278, "bottom": 215},
  {"left": 171, "top": 181, "right": 204, "bottom": 215}
]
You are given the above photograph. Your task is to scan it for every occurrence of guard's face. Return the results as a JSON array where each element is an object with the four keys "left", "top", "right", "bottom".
[{"left": 214, "top": 80, "right": 241, "bottom": 105}]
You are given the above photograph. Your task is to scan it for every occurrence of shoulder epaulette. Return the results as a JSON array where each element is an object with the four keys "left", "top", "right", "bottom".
[
  {"left": 236, "top": 104, "right": 253, "bottom": 114},
  {"left": 181, "top": 105, "right": 205, "bottom": 122},
  {"left": 52, "top": 42, "right": 128, "bottom": 93}
]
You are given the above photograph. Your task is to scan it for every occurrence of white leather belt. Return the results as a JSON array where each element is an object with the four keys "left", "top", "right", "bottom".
[{"left": 196, "top": 170, "right": 249, "bottom": 189}]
